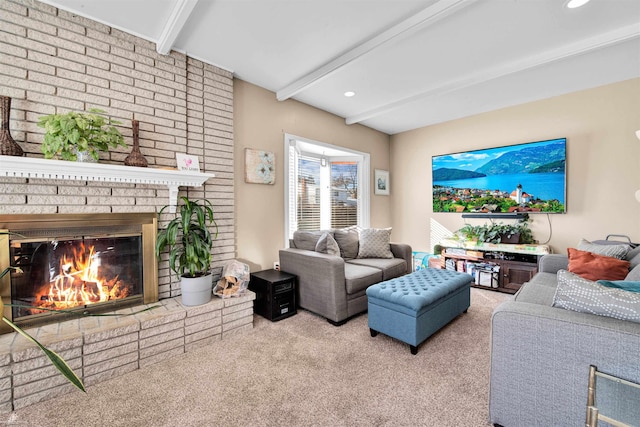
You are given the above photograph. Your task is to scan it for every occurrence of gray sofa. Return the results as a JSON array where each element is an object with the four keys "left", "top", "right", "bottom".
[
  {"left": 279, "top": 229, "right": 412, "bottom": 325},
  {"left": 489, "top": 252, "right": 640, "bottom": 427}
]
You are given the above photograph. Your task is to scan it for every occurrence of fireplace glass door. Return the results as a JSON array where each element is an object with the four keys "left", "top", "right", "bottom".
[
  {"left": 11, "top": 234, "right": 143, "bottom": 321},
  {"left": 1, "top": 213, "right": 158, "bottom": 331}
]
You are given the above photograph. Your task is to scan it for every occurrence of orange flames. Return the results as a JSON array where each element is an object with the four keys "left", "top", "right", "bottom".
[{"left": 35, "top": 243, "right": 130, "bottom": 311}]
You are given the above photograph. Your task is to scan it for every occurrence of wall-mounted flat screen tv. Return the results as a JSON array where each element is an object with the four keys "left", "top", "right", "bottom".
[{"left": 432, "top": 138, "right": 566, "bottom": 214}]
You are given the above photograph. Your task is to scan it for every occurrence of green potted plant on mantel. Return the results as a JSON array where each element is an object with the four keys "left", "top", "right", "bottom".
[
  {"left": 155, "top": 196, "right": 219, "bottom": 306},
  {"left": 37, "top": 108, "right": 126, "bottom": 162}
]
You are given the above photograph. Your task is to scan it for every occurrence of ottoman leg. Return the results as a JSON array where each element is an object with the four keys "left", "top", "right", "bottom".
[
  {"left": 410, "top": 345, "right": 418, "bottom": 355},
  {"left": 370, "top": 328, "right": 378, "bottom": 337}
]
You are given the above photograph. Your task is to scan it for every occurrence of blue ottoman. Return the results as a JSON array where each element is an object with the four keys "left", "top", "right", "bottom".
[{"left": 366, "top": 268, "right": 472, "bottom": 354}]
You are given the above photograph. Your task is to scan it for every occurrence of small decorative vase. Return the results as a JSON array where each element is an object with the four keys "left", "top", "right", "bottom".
[
  {"left": 0, "top": 95, "right": 24, "bottom": 156},
  {"left": 124, "top": 120, "right": 148, "bottom": 167}
]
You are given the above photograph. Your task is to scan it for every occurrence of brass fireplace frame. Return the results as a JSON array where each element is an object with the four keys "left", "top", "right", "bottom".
[{"left": 0, "top": 213, "right": 158, "bottom": 333}]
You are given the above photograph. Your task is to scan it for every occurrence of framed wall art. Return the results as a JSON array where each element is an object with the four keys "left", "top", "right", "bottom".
[
  {"left": 375, "top": 169, "right": 389, "bottom": 195},
  {"left": 245, "top": 148, "right": 275, "bottom": 184}
]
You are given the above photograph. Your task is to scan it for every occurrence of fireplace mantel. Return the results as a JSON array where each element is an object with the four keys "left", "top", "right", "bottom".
[{"left": 0, "top": 155, "right": 215, "bottom": 212}]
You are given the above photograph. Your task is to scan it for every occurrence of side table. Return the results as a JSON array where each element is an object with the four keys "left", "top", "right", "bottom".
[{"left": 249, "top": 269, "right": 297, "bottom": 321}]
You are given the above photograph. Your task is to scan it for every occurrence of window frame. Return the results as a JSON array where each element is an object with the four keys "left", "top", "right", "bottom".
[{"left": 284, "top": 133, "right": 370, "bottom": 246}]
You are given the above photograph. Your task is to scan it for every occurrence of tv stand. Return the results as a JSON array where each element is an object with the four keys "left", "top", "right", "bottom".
[{"left": 436, "top": 239, "right": 550, "bottom": 294}]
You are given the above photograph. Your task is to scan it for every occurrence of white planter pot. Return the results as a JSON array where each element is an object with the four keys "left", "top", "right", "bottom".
[{"left": 180, "top": 273, "right": 213, "bottom": 306}]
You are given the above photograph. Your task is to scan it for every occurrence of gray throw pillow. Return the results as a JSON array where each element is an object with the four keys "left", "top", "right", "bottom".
[
  {"left": 333, "top": 226, "right": 359, "bottom": 259},
  {"left": 357, "top": 228, "right": 393, "bottom": 259},
  {"left": 315, "top": 232, "right": 340, "bottom": 256},
  {"left": 292, "top": 230, "right": 325, "bottom": 251},
  {"left": 626, "top": 264, "right": 640, "bottom": 281},
  {"left": 577, "top": 238, "right": 631, "bottom": 260},
  {"left": 625, "top": 245, "right": 640, "bottom": 269},
  {"left": 553, "top": 269, "right": 640, "bottom": 323}
]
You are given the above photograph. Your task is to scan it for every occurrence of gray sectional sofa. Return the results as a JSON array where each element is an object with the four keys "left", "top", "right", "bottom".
[
  {"left": 279, "top": 228, "right": 412, "bottom": 325},
  {"left": 489, "top": 250, "right": 640, "bottom": 426}
]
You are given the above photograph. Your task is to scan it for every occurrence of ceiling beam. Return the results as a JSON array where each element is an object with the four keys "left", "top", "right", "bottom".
[
  {"left": 346, "top": 23, "right": 640, "bottom": 126},
  {"left": 276, "top": 0, "right": 475, "bottom": 102},
  {"left": 156, "top": 0, "right": 200, "bottom": 55}
]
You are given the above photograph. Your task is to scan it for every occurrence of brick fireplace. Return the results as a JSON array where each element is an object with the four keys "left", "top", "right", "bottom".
[
  {"left": 0, "top": 0, "right": 236, "bottom": 299},
  {"left": 0, "top": 0, "right": 245, "bottom": 414}
]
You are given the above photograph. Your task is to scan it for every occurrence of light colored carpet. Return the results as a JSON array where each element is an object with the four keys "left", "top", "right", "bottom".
[{"left": 5, "top": 288, "right": 509, "bottom": 427}]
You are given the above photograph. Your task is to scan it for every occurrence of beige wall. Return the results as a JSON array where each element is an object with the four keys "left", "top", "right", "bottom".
[
  {"left": 234, "top": 80, "right": 391, "bottom": 270},
  {"left": 390, "top": 78, "right": 640, "bottom": 255}
]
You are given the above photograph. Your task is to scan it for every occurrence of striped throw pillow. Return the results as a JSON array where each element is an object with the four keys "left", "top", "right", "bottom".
[{"left": 577, "top": 238, "right": 631, "bottom": 260}]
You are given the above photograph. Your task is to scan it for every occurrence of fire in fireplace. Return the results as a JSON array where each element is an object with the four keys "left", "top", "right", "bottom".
[{"left": 1, "top": 213, "right": 158, "bottom": 332}]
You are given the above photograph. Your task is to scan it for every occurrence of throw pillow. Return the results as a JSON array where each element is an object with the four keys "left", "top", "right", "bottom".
[
  {"left": 596, "top": 280, "right": 640, "bottom": 293},
  {"left": 333, "top": 226, "right": 360, "bottom": 260},
  {"left": 626, "top": 245, "right": 640, "bottom": 269},
  {"left": 553, "top": 270, "right": 640, "bottom": 324},
  {"left": 627, "top": 264, "right": 640, "bottom": 281},
  {"left": 315, "top": 232, "right": 340, "bottom": 256},
  {"left": 357, "top": 228, "right": 393, "bottom": 259},
  {"left": 292, "top": 230, "right": 325, "bottom": 251},
  {"left": 567, "top": 248, "right": 630, "bottom": 281},
  {"left": 577, "top": 238, "right": 631, "bottom": 260}
]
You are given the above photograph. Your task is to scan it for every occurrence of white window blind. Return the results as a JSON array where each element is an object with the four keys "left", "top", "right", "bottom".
[
  {"left": 287, "top": 141, "right": 298, "bottom": 234},
  {"left": 330, "top": 160, "right": 358, "bottom": 229},
  {"left": 297, "top": 155, "right": 321, "bottom": 231}
]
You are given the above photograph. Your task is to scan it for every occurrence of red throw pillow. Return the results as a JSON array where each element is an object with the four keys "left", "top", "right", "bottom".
[{"left": 567, "top": 248, "right": 630, "bottom": 281}]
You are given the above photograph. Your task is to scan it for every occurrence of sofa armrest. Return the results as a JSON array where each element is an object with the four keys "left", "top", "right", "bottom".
[
  {"left": 278, "top": 248, "right": 348, "bottom": 323},
  {"left": 490, "top": 300, "right": 640, "bottom": 427},
  {"left": 390, "top": 243, "right": 413, "bottom": 274},
  {"left": 538, "top": 253, "right": 569, "bottom": 273}
]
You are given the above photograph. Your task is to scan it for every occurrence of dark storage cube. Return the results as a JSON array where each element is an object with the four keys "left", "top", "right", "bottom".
[{"left": 249, "top": 270, "right": 297, "bottom": 321}]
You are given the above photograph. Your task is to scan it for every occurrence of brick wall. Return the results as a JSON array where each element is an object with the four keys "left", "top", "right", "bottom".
[
  {"left": 0, "top": 291, "right": 256, "bottom": 412},
  {"left": 0, "top": 0, "right": 235, "bottom": 299}
]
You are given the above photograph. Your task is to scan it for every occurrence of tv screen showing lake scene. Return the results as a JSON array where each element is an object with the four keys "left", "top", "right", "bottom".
[{"left": 432, "top": 138, "right": 566, "bottom": 213}]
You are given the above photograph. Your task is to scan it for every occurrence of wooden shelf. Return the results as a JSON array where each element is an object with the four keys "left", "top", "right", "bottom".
[
  {"left": 442, "top": 253, "right": 483, "bottom": 262},
  {"left": 439, "top": 244, "right": 542, "bottom": 294},
  {"left": 0, "top": 155, "right": 214, "bottom": 213}
]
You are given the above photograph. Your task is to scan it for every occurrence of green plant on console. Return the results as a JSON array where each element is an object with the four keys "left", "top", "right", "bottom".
[
  {"left": 513, "top": 217, "right": 534, "bottom": 244},
  {"left": 456, "top": 215, "right": 534, "bottom": 244},
  {"left": 156, "top": 196, "right": 218, "bottom": 279},
  {"left": 38, "top": 108, "right": 126, "bottom": 161}
]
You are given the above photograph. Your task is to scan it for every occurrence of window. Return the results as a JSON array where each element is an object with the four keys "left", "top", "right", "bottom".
[
  {"left": 284, "top": 134, "right": 370, "bottom": 243},
  {"left": 330, "top": 160, "right": 359, "bottom": 229}
]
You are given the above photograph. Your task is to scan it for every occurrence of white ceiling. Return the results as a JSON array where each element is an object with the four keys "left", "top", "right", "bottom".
[{"left": 42, "top": 0, "right": 640, "bottom": 135}]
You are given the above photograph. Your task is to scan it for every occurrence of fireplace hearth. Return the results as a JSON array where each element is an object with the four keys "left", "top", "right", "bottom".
[{"left": 0, "top": 213, "right": 158, "bottom": 333}]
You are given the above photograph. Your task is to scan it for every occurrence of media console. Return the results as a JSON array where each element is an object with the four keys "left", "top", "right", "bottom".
[{"left": 436, "top": 239, "right": 551, "bottom": 294}]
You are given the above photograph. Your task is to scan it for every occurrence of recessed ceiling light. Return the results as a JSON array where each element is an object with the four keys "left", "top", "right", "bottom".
[
  {"left": 566, "top": 0, "right": 590, "bottom": 8},
  {"left": 344, "top": 91, "right": 356, "bottom": 97}
]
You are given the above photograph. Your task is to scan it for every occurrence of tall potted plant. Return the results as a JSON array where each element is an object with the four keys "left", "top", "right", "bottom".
[
  {"left": 37, "top": 108, "right": 126, "bottom": 162},
  {"left": 155, "top": 196, "right": 218, "bottom": 306}
]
